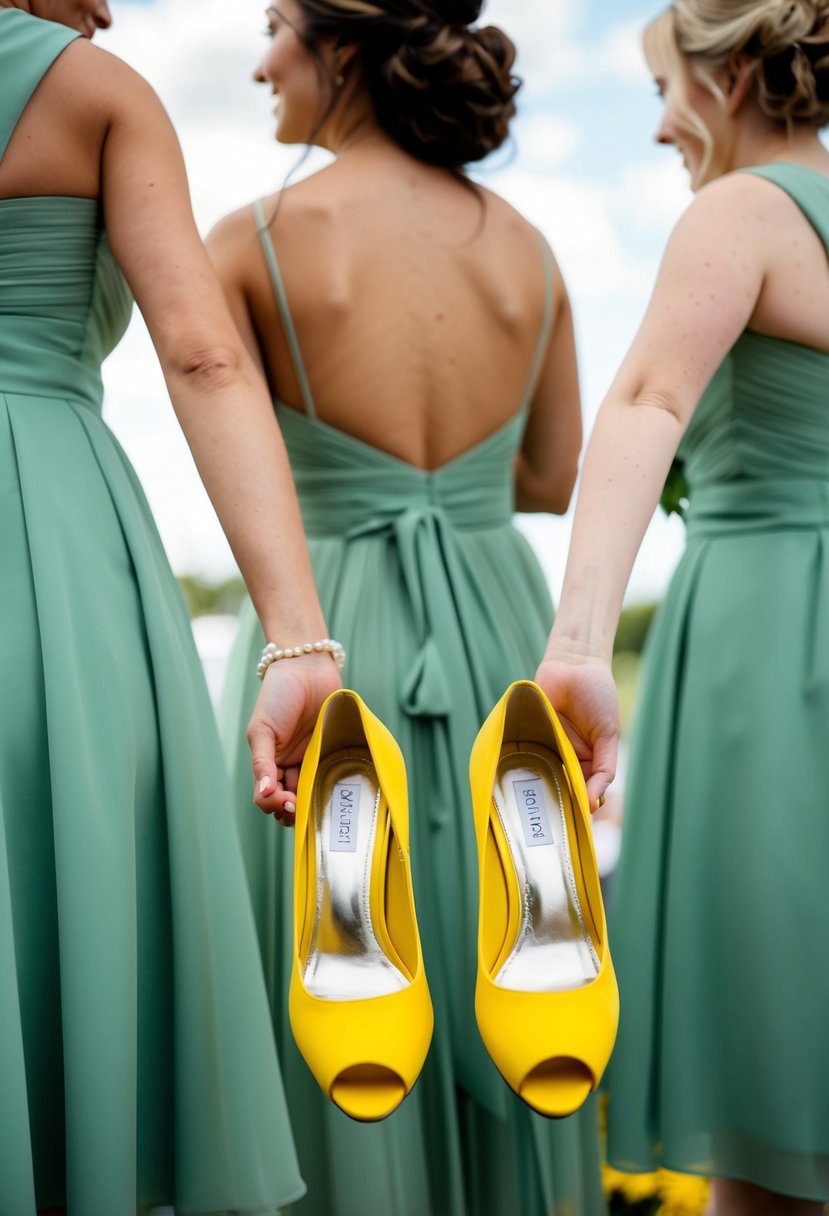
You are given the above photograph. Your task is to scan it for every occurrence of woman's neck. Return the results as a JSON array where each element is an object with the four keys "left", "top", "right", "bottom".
[
  {"left": 728, "top": 108, "right": 829, "bottom": 174},
  {"left": 322, "top": 104, "right": 390, "bottom": 159}
]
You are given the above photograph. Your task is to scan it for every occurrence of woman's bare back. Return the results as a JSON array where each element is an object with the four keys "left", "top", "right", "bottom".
[{"left": 212, "top": 144, "right": 561, "bottom": 472}]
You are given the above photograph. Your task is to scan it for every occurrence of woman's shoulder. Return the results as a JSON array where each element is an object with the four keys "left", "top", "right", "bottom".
[
  {"left": 472, "top": 185, "right": 565, "bottom": 292},
  {"left": 473, "top": 183, "right": 544, "bottom": 240},
  {"left": 678, "top": 164, "right": 823, "bottom": 231},
  {"left": 30, "top": 36, "right": 175, "bottom": 149},
  {"left": 230, "top": 171, "right": 344, "bottom": 246},
  {"left": 206, "top": 183, "right": 336, "bottom": 291},
  {"left": 662, "top": 166, "right": 811, "bottom": 268},
  {"left": 43, "top": 37, "right": 157, "bottom": 102}
]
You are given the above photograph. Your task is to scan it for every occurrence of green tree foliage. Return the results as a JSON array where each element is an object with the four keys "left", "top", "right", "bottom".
[
  {"left": 660, "top": 456, "right": 689, "bottom": 519},
  {"left": 614, "top": 603, "right": 657, "bottom": 657},
  {"left": 178, "top": 574, "right": 246, "bottom": 619}
]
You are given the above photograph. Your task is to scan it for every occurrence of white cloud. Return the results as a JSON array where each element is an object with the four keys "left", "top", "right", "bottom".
[
  {"left": 481, "top": 2, "right": 650, "bottom": 92},
  {"left": 616, "top": 158, "right": 692, "bottom": 233},
  {"left": 593, "top": 16, "right": 652, "bottom": 86},
  {"left": 512, "top": 113, "right": 581, "bottom": 170},
  {"left": 492, "top": 168, "right": 655, "bottom": 301},
  {"left": 483, "top": 0, "right": 577, "bottom": 83}
]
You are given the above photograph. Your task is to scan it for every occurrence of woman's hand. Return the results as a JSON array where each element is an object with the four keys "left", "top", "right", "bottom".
[
  {"left": 248, "top": 653, "right": 342, "bottom": 825},
  {"left": 534, "top": 649, "right": 619, "bottom": 811}
]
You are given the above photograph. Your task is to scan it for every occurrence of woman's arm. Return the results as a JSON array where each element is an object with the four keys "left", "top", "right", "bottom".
[
  {"left": 94, "top": 48, "right": 337, "bottom": 815},
  {"left": 203, "top": 211, "right": 269, "bottom": 375},
  {"left": 536, "top": 172, "right": 771, "bottom": 805},
  {"left": 514, "top": 251, "right": 582, "bottom": 514}
]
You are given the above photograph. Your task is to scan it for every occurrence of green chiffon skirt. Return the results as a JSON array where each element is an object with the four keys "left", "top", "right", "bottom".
[
  {"left": 607, "top": 484, "right": 829, "bottom": 1203},
  {"left": 0, "top": 391, "right": 304, "bottom": 1215}
]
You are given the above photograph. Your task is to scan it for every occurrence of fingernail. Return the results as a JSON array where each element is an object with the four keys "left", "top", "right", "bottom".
[
  {"left": 259, "top": 776, "right": 272, "bottom": 795},
  {"left": 284, "top": 801, "right": 296, "bottom": 814}
]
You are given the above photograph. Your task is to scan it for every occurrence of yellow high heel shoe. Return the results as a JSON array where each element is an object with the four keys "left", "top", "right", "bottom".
[
  {"left": 469, "top": 680, "right": 618, "bottom": 1118},
  {"left": 289, "top": 689, "right": 434, "bottom": 1122}
]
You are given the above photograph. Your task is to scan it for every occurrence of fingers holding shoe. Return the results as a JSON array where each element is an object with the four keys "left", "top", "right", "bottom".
[{"left": 248, "top": 652, "right": 342, "bottom": 822}]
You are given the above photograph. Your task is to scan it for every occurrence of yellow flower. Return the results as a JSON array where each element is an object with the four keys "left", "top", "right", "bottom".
[
  {"left": 602, "top": 1162, "right": 661, "bottom": 1203},
  {"left": 602, "top": 1163, "right": 628, "bottom": 1196},
  {"left": 656, "top": 1168, "right": 710, "bottom": 1215}
]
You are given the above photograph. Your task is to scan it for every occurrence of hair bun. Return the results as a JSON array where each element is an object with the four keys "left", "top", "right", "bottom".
[
  {"left": 673, "top": 0, "right": 829, "bottom": 128},
  {"left": 363, "top": 18, "right": 520, "bottom": 169},
  {"left": 292, "top": 1, "right": 520, "bottom": 168},
  {"left": 754, "top": 0, "right": 829, "bottom": 123}
]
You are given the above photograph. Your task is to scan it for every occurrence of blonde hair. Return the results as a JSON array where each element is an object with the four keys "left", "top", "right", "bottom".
[{"left": 645, "top": 0, "right": 829, "bottom": 178}]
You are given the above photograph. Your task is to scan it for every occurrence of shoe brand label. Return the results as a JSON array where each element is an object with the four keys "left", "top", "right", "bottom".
[
  {"left": 330, "top": 782, "right": 360, "bottom": 853},
  {"left": 513, "top": 779, "right": 554, "bottom": 848}
]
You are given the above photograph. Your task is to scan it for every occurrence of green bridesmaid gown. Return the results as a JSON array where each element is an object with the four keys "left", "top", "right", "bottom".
[
  {"left": 220, "top": 202, "right": 605, "bottom": 1216},
  {"left": 606, "top": 164, "right": 829, "bottom": 1203},
  {"left": 0, "top": 13, "right": 305, "bottom": 1215}
]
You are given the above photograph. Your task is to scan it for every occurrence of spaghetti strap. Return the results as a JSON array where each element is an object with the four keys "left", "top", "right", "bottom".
[
  {"left": 518, "top": 231, "right": 555, "bottom": 413},
  {"left": 252, "top": 198, "right": 317, "bottom": 420}
]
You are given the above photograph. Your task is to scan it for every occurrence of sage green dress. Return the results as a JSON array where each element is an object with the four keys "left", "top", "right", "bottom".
[
  {"left": 0, "top": 13, "right": 304, "bottom": 1214},
  {"left": 606, "top": 164, "right": 829, "bottom": 1203},
  {"left": 220, "top": 202, "right": 604, "bottom": 1216}
]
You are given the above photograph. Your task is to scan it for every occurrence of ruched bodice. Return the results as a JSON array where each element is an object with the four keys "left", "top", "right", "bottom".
[
  {"left": 680, "top": 165, "right": 829, "bottom": 491},
  {"left": 0, "top": 197, "right": 132, "bottom": 407},
  {"left": 0, "top": 9, "right": 132, "bottom": 409},
  {"left": 278, "top": 401, "right": 520, "bottom": 535},
  {"left": 682, "top": 331, "right": 829, "bottom": 486},
  {"left": 606, "top": 161, "right": 829, "bottom": 1202}
]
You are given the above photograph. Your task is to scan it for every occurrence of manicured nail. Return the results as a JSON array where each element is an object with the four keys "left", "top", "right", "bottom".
[
  {"left": 259, "top": 776, "right": 272, "bottom": 795},
  {"left": 284, "top": 801, "right": 296, "bottom": 814}
]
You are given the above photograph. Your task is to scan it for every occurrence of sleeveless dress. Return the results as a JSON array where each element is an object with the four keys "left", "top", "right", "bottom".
[
  {"left": 220, "top": 201, "right": 605, "bottom": 1216},
  {"left": 0, "top": 14, "right": 304, "bottom": 1215},
  {"left": 605, "top": 164, "right": 829, "bottom": 1202}
]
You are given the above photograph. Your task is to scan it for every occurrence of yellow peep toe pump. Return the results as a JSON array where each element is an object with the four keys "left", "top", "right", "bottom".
[
  {"left": 469, "top": 680, "right": 618, "bottom": 1118},
  {"left": 289, "top": 689, "right": 434, "bottom": 1122}
]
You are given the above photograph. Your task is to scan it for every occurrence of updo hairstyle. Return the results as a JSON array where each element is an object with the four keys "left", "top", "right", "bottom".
[
  {"left": 672, "top": 0, "right": 829, "bottom": 126},
  {"left": 293, "top": 0, "right": 520, "bottom": 169}
]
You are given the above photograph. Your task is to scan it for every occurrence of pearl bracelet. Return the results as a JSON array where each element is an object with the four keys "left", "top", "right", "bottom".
[{"left": 256, "top": 637, "right": 347, "bottom": 680}]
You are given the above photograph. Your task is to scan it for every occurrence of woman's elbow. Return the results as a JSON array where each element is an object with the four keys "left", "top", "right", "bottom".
[
  {"left": 515, "top": 460, "right": 578, "bottom": 515},
  {"left": 168, "top": 343, "right": 247, "bottom": 393}
]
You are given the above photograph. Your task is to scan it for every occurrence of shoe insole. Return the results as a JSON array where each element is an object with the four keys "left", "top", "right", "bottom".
[
  {"left": 304, "top": 755, "right": 409, "bottom": 1001},
  {"left": 492, "top": 752, "right": 600, "bottom": 992}
]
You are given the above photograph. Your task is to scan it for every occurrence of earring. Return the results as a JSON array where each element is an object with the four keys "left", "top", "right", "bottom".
[{"left": 335, "top": 72, "right": 345, "bottom": 87}]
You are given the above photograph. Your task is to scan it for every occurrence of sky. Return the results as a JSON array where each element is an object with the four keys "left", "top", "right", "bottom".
[{"left": 99, "top": 0, "right": 694, "bottom": 604}]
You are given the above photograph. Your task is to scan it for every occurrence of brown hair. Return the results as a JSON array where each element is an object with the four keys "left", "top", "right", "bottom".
[{"left": 291, "top": 0, "right": 520, "bottom": 169}]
